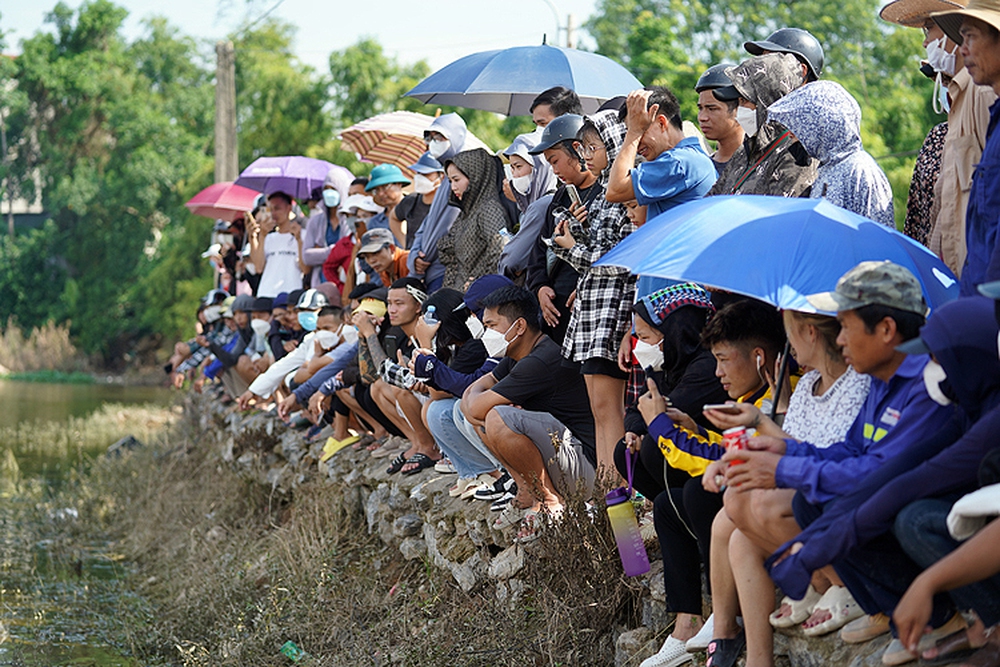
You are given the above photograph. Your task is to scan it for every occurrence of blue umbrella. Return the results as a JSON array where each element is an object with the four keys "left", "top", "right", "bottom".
[
  {"left": 236, "top": 156, "right": 350, "bottom": 200},
  {"left": 596, "top": 195, "right": 959, "bottom": 312},
  {"left": 405, "top": 44, "right": 643, "bottom": 116}
]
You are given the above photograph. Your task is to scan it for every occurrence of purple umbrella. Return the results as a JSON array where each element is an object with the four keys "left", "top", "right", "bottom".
[{"left": 235, "top": 156, "right": 351, "bottom": 200}]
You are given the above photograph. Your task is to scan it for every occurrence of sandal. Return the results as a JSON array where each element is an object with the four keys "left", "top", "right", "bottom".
[
  {"left": 514, "top": 505, "right": 564, "bottom": 544},
  {"left": 353, "top": 433, "right": 376, "bottom": 450},
  {"left": 366, "top": 435, "right": 389, "bottom": 452},
  {"left": 386, "top": 453, "right": 409, "bottom": 475},
  {"left": 919, "top": 628, "right": 979, "bottom": 666},
  {"left": 400, "top": 453, "right": 438, "bottom": 476},
  {"left": 769, "top": 587, "right": 821, "bottom": 628},
  {"left": 705, "top": 633, "right": 745, "bottom": 667},
  {"left": 802, "top": 585, "right": 864, "bottom": 636},
  {"left": 952, "top": 640, "right": 1000, "bottom": 667},
  {"left": 371, "top": 437, "right": 405, "bottom": 458},
  {"left": 320, "top": 435, "right": 361, "bottom": 462}
]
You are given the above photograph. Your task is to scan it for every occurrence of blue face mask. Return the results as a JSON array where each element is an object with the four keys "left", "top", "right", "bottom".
[
  {"left": 322, "top": 189, "right": 341, "bottom": 209},
  {"left": 298, "top": 311, "right": 318, "bottom": 331}
]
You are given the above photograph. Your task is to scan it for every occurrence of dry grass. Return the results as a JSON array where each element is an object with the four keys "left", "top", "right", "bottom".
[
  {"left": 75, "top": 403, "right": 647, "bottom": 667},
  {"left": 0, "top": 317, "right": 79, "bottom": 373}
]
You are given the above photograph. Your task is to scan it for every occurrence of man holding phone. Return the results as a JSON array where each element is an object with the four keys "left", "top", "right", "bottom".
[{"left": 249, "top": 191, "right": 306, "bottom": 298}]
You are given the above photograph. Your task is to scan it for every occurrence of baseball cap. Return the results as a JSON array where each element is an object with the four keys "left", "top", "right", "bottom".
[
  {"left": 339, "top": 194, "right": 383, "bottom": 215},
  {"left": 232, "top": 294, "right": 256, "bottom": 313},
  {"left": 408, "top": 152, "right": 444, "bottom": 174},
  {"left": 353, "top": 297, "right": 388, "bottom": 319},
  {"left": 252, "top": 297, "right": 273, "bottom": 312},
  {"left": 463, "top": 274, "right": 515, "bottom": 318},
  {"left": 272, "top": 292, "right": 289, "bottom": 309},
  {"left": 357, "top": 228, "right": 396, "bottom": 255},
  {"left": 286, "top": 289, "right": 305, "bottom": 310},
  {"left": 201, "top": 243, "right": 222, "bottom": 259},
  {"left": 806, "top": 261, "right": 927, "bottom": 315},
  {"left": 296, "top": 288, "right": 330, "bottom": 311},
  {"left": 978, "top": 280, "right": 1000, "bottom": 299}
]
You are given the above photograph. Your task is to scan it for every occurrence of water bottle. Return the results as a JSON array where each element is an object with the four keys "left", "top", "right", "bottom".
[
  {"left": 499, "top": 228, "right": 513, "bottom": 245},
  {"left": 280, "top": 641, "right": 310, "bottom": 662},
  {"left": 606, "top": 488, "right": 651, "bottom": 576},
  {"left": 423, "top": 305, "right": 438, "bottom": 325}
]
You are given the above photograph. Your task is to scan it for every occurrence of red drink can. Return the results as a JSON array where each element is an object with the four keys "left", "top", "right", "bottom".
[{"left": 723, "top": 426, "right": 747, "bottom": 466}]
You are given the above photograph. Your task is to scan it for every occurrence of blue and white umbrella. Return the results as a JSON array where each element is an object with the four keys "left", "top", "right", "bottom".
[
  {"left": 596, "top": 195, "right": 959, "bottom": 312},
  {"left": 405, "top": 44, "right": 643, "bottom": 116}
]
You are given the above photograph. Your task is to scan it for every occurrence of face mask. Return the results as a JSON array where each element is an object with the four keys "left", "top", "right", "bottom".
[
  {"left": 933, "top": 72, "right": 951, "bottom": 114},
  {"left": 632, "top": 339, "right": 665, "bottom": 371},
  {"left": 298, "top": 311, "right": 318, "bottom": 331},
  {"left": 510, "top": 175, "right": 532, "bottom": 195},
  {"left": 250, "top": 319, "right": 270, "bottom": 337},
  {"left": 481, "top": 321, "right": 518, "bottom": 358},
  {"left": 427, "top": 139, "right": 450, "bottom": 159},
  {"left": 735, "top": 106, "right": 758, "bottom": 138},
  {"left": 923, "top": 359, "right": 954, "bottom": 406},
  {"left": 465, "top": 314, "right": 485, "bottom": 339},
  {"left": 926, "top": 36, "right": 957, "bottom": 77},
  {"left": 413, "top": 173, "right": 437, "bottom": 194},
  {"left": 203, "top": 305, "right": 222, "bottom": 324},
  {"left": 341, "top": 324, "right": 359, "bottom": 345},
  {"left": 313, "top": 329, "right": 340, "bottom": 350},
  {"left": 322, "top": 189, "right": 341, "bottom": 209}
]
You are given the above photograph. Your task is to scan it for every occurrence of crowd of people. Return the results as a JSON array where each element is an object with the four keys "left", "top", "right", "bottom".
[{"left": 165, "top": 4, "right": 1000, "bottom": 666}]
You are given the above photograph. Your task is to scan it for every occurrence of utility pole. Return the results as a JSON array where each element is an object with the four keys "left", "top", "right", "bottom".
[
  {"left": 566, "top": 13, "right": 576, "bottom": 49},
  {"left": 0, "top": 108, "right": 11, "bottom": 238},
  {"left": 214, "top": 41, "right": 238, "bottom": 183}
]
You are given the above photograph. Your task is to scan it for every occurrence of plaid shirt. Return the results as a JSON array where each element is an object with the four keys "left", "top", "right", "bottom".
[{"left": 176, "top": 326, "right": 236, "bottom": 373}]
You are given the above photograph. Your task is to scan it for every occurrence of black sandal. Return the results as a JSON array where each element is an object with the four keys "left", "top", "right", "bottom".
[
  {"left": 386, "top": 453, "right": 408, "bottom": 475},
  {"left": 400, "top": 453, "right": 438, "bottom": 476},
  {"left": 706, "top": 632, "right": 745, "bottom": 667}
]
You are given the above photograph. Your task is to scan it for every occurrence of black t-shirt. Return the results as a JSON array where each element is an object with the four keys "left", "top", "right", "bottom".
[
  {"left": 395, "top": 193, "right": 431, "bottom": 250},
  {"left": 490, "top": 336, "right": 597, "bottom": 462},
  {"left": 449, "top": 338, "right": 487, "bottom": 374}
]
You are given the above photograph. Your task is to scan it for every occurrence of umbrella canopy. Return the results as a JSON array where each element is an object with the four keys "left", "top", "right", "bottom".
[
  {"left": 338, "top": 111, "right": 492, "bottom": 171},
  {"left": 235, "top": 156, "right": 351, "bottom": 200},
  {"left": 596, "top": 195, "right": 959, "bottom": 312},
  {"left": 185, "top": 182, "right": 260, "bottom": 222},
  {"left": 405, "top": 44, "right": 643, "bottom": 116}
]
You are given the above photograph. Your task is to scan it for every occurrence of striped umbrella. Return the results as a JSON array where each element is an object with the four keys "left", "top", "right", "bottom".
[{"left": 339, "top": 111, "right": 492, "bottom": 172}]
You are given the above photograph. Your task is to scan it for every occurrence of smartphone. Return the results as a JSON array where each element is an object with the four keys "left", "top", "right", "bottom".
[
  {"left": 565, "top": 184, "right": 581, "bottom": 206},
  {"left": 383, "top": 334, "right": 399, "bottom": 361},
  {"left": 703, "top": 403, "right": 742, "bottom": 415}
]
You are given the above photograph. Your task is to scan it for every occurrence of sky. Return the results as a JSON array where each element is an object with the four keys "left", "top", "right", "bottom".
[{"left": 4, "top": 0, "right": 601, "bottom": 72}]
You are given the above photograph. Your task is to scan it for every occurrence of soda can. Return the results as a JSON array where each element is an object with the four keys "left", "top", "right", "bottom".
[{"left": 722, "top": 426, "right": 747, "bottom": 466}]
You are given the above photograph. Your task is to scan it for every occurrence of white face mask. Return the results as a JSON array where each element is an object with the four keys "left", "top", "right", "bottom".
[
  {"left": 203, "top": 305, "right": 222, "bottom": 324},
  {"left": 510, "top": 175, "right": 532, "bottom": 195},
  {"left": 735, "top": 106, "right": 758, "bottom": 137},
  {"left": 413, "top": 173, "right": 437, "bottom": 194},
  {"left": 313, "top": 329, "right": 340, "bottom": 350},
  {"left": 926, "top": 36, "right": 958, "bottom": 77},
  {"left": 427, "top": 139, "right": 450, "bottom": 159},
  {"left": 923, "top": 360, "right": 953, "bottom": 406},
  {"left": 933, "top": 72, "right": 951, "bottom": 114},
  {"left": 341, "top": 324, "right": 358, "bottom": 345},
  {"left": 632, "top": 339, "right": 664, "bottom": 371},
  {"left": 465, "top": 314, "right": 485, "bottom": 339},
  {"left": 250, "top": 319, "right": 270, "bottom": 337},
  {"left": 481, "top": 321, "right": 518, "bottom": 358}
]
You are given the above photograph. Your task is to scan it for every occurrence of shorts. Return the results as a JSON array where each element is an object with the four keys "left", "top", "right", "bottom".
[
  {"left": 492, "top": 405, "right": 596, "bottom": 500},
  {"left": 580, "top": 356, "right": 628, "bottom": 379}
]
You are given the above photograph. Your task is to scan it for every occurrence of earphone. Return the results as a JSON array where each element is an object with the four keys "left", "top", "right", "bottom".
[{"left": 756, "top": 354, "right": 763, "bottom": 370}]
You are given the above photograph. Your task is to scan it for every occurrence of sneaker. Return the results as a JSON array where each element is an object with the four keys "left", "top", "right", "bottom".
[
  {"left": 474, "top": 472, "right": 515, "bottom": 501},
  {"left": 490, "top": 492, "right": 515, "bottom": 511},
  {"left": 434, "top": 458, "right": 457, "bottom": 474},
  {"left": 460, "top": 473, "right": 497, "bottom": 500},
  {"left": 640, "top": 636, "right": 693, "bottom": 667},
  {"left": 840, "top": 613, "right": 890, "bottom": 644},
  {"left": 685, "top": 614, "right": 714, "bottom": 652},
  {"left": 449, "top": 477, "right": 479, "bottom": 498}
]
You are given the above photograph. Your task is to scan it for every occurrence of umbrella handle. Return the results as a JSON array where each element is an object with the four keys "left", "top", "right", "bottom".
[{"left": 770, "top": 339, "right": 792, "bottom": 422}]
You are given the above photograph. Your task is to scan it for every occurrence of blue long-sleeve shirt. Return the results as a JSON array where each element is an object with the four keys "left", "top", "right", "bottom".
[
  {"left": 960, "top": 99, "right": 1000, "bottom": 295},
  {"left": 291, "top": 342, "right": 358, "bottom": 404},
  {"left": 775, "top": 354, "right": 955, "bottom": 504}
]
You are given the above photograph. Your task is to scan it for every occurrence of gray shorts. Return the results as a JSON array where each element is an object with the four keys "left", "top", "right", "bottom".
[{"left": 492, "top": 405, "right": 596, "bottom": 500}]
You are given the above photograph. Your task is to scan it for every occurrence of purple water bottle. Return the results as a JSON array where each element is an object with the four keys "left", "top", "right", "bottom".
[{"left": 605, "top": 450, "right": 650, "bottom": 576}]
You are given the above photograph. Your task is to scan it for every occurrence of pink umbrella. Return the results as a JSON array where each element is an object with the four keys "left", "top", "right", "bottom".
[{"left": 185, "top": 182, "right": 260, "bottom": 222}]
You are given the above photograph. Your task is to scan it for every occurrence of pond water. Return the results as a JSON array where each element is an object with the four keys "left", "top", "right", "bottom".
[{"left": 0, "top": 379, "right": 174, "bottom": 666}]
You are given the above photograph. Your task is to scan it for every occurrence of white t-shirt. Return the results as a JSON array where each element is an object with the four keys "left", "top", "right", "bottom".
[
  {"left": 782, "top": 367, "right": 871, "bottom": 448},
  {"left": 256, "top": 232, "right": 302, "bottom": 297}
]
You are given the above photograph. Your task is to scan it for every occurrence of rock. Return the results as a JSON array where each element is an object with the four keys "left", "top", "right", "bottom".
[
  {"left": 488, "top": 547, "right": 524, "bottom": 581},
  {"left": 642, "top": 598, "right": 669, "bottom": 633},
  {"left": 365, "top": 484, "right": 391, "bottom": 532},
  {"left": 393, "top": 514, "right": 423, "bottom": 538},
  {"left": 399, "top": 538, "right": 426, "bottom": 561},
  {"left": 647, "top": 559, "right": 666, "bottom": 602},
  {"left": 451, "top": 553, "right": 486, "bottom": 593},
  {"left": 615, "top": 627, "right": 653, "bottom": 667},
  {"left": 106, "top": 434, "right": 143, "bottom": 457}
]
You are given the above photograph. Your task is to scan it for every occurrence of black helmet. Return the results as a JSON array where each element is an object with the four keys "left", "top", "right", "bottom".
[
  {"left": 695, "top": 63, "right": 741, "bottom": 101},
  {"left": 744, "top": 28, "right": 825, "bottom": 81},
  {"left": 529, "top": 114, "right": 585, "bottom": 155}
]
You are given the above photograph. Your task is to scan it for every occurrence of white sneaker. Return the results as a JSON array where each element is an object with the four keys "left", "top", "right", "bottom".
[
  {"left": 685, "top": 614, "right": 714, "bottom": 652},
  {"left": 640, "top": 636, "right": 693, "bottom": 667},
  {"left": 459, "top": 473, "right": 497, "bottom": 500}
]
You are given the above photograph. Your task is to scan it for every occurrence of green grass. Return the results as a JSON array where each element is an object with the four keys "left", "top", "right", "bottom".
[{"left": 3, "top": 370, "right": 96, "bottom": 384}]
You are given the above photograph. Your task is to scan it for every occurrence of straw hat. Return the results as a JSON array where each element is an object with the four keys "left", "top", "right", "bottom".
[
  {"left": 880, "top": 0, "right": 966, "bottom": 26},
  {"left": 933, "top": 0, "right": 1000, "bottom": 43}
]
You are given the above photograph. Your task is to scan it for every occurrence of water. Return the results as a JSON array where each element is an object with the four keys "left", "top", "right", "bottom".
[{"left": 0, "top": 379, "right": 174, "bottom": 666}]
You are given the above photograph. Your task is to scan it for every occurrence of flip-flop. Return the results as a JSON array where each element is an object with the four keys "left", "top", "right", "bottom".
[
  {"left": 514, "top": 505, "right": 564, "bottom": 543},
  {"left": 919, "top": 628, "right": 979, "bottom": 666},
  {"left": 400, "top": 453, "right": 438, "bottom": 476},
  {"left": 366, "top": 435, "right": 389, "bottom": 452},
  {"left": 320, "top": 435, "right": 361, "bottom": 462},
  {"left": 770, "top": 587, "right": 821, "bottom": 628},
  {"left": 386, "top": 453, "right": 409, "bottom": 475},
  {"left": 802, "top": 586, "right": 864, "bottom": 636},
  {"left": 353, "top": 433, "right": 376, "bottom": 450},
  {"left": 371, "top": 438, "right": 405, "bottom": 458},
  {"left": 705, "top": 633, "right": 745, "bottom": 667}
]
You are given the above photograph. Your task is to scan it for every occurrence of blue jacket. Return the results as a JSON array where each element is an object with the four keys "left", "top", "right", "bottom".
[
  {"left": 960, "top": 99, "right": 1000, "bottom": 295},
  {"left": 291, "top": 342, "right": 358, "bottom": 404},
  {"left": 769, "top": 297, "right": 1000, "bottom": 599},
  {"left": 775, "top": 353, "right": 954, "bottom": 504}
]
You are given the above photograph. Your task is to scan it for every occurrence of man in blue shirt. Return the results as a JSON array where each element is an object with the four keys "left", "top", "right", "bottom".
[{"left": 605, "top": 86, "right": 718, "bottom": 221}]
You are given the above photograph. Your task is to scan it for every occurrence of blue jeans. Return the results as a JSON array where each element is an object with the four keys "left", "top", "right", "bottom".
[
  {"left": 425, "top": 398, "right": 498, "bottom": 478},
  {"left": 895, "top": 498, "right": 1000, "bottom": 626}
]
